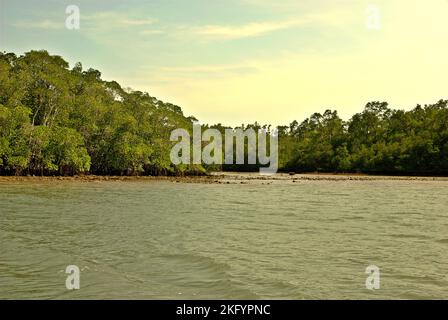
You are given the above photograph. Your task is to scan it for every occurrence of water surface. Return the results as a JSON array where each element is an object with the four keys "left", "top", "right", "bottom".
[{"left": 1, "top": 179, "right": 447, "bottom": 299}]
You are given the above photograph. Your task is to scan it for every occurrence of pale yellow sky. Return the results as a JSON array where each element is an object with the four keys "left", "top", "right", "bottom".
[
  {"left": 4, "top": 0, "right": 448, "bottom": 126},
  {"left": 140, "top": 0, "right": 448, "bottom": 125}
]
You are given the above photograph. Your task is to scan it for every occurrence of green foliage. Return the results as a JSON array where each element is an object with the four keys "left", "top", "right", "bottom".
[
  {"left": 0, "top": 50, "right": 198, "bottom": 176},
  {"left": 1, "top": 50, "right": 447, "bottom": 176},
  {"left": 276, "top": 100, "right": 448, "bottom": 175},
  {"left": 48, "top": 127, "right": 91, "bottom": 174}
]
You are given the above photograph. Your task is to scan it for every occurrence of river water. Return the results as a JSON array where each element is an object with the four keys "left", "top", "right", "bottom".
[{"left": 0, "top": 179, "right": 447, "bottom": 299}]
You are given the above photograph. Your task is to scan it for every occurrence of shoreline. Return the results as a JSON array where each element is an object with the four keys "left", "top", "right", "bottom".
[{"left": 1, "top": 172, "right": 448, "bottom": 184}]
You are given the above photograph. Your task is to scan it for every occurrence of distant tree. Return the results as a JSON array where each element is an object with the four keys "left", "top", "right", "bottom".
[{"left": 1, "top": 50, "right": 447, "bottom": 176}]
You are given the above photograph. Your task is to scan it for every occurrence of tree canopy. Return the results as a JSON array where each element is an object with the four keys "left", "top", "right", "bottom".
[
  {"left": 0, "top": 50, "right": 202, "bottom": 176},
  {"left": 1, "top": 50, "right": 447, "bottom": 176},
  {"left": 275, "top": 101, "right": 448, "bottom": 175}
]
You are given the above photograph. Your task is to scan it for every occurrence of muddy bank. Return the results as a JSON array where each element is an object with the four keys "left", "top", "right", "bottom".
[
  {"left": 209, "top": 172, "right": 448, "bottom": 184},
  {"left": 212, "top": 172, "right": 448, "bottom": 181},
  {"left": 1, "top": 172, "right": 448, "bottom": 184},
  {"left": 0, "top": 174, "right": 218, "bottom": 184}
]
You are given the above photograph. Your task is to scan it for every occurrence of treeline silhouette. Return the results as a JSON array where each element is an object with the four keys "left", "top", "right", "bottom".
[
  {"left": 0, "top": 50, "right": 203, "bottom": 176},
  {"left": 1, "top": 50, "right": 447, "bottom": 176},
  {"left": 277, "top": 102, "right": 448, "bottom": 175},
  {"left": 209, "top": 100, "right": 448, "bottom": 175}
]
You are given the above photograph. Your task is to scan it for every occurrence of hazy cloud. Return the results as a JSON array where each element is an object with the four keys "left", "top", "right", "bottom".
[
  {"left": 11, "top": 19, "right": 62, "bottom": 29},
  {"left": 11, "top": 11, "right": 160, "bottom": 34},
  {"left": 189, "top": 11, "right": 358, "bottom": 40},
  {"left": 194, "top": 19, "right": 304, "bottom": 40},
  {"left": 83, "top": 12, "right": 156, "bottom": 27}
]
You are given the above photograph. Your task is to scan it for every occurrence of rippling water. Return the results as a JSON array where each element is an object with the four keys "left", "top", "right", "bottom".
[{"left": 1, "top": 179, "right": 447, "bottom": 299}]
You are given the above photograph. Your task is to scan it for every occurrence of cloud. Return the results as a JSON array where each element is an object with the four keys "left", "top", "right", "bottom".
[
  {"left": 140, "top": 29, "right": 164, "bottom": 36},
  {"left": 83, "top": 12, "right": 164, "bottom": 36},
  {"left": 118, "top": 19, "right": 155, "bottom": 27},
  {"left": 83, "top": 12, "right": 156, "bottom": 28},
  {"left": 189, "top": 11, "right": 358, "bottom": 40},
  {"left": 155, "top": 64, "right": 259, "bottom": 79},
  {"left": 11, "top": 19, "right": 62, "bottom": 30},
  {"left": 10, "top": 11, "right": 160, "bottom": 33},
  {"left": 195, "top": 19, "right": 304, "bottom": 40}
]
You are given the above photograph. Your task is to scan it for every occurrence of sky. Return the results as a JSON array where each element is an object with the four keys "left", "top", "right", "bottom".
[{"left": 1, "top": 0, "right": 447, "bottom": 126}]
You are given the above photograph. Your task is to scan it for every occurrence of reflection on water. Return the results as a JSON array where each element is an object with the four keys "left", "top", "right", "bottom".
[{"left": 0, "top": 179, "right": 447, "bottom": 299}]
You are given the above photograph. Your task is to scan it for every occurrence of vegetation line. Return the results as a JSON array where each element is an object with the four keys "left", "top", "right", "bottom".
[{"left": 1, "top": 50, "right": 447, "bottom": 176}]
